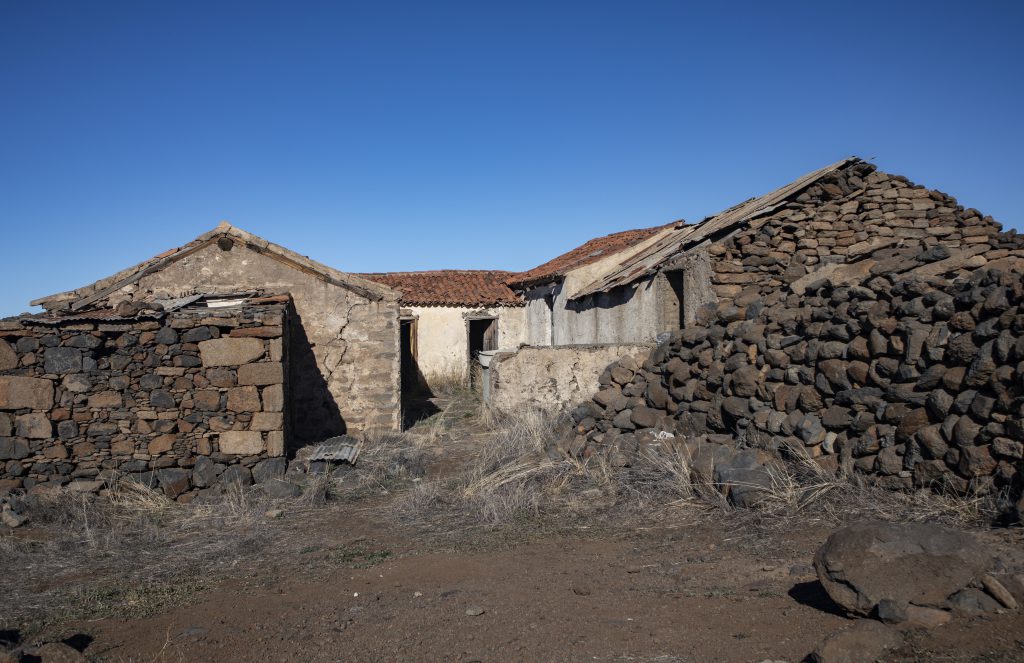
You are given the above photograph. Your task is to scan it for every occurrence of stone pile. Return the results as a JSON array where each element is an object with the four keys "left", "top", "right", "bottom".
[
  {"left": 0, "top": 297, "right": 290, "bottom": 501},
  {"left": 569, "top": 257, "right": 1024, "bottom": 504},
  {"left": 705, "top": 159, "right": 1024, "bottom": 312}
]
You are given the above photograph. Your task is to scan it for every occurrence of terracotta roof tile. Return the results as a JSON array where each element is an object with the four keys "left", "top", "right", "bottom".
[
  {"left": 357, "top": 270, "right": 523, "bottom": 307},
  {"left": 507, "top": 222, "right": 678, "bottom": 289}
]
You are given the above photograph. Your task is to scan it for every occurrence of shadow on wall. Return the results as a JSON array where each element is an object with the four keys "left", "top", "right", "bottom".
[
  {"left": 288, "top": 310, "right": 347, "bottom": 448},
  {"left": 568, "top": 282, "right": 638, "bottom": 315},
  {"left": 401, "top": 352, "right": 440, "bottom": 429}
]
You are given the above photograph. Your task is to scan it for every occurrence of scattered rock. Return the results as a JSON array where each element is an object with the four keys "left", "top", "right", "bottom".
[
  {"left": 465, "top": 606, "right": 486, "bottom": 617},
  {"left": 809, "top": 620, "right": 903, "bottom": 663},
  {"left": 814, "top": 521, "right": 989, "bottom": 615}
]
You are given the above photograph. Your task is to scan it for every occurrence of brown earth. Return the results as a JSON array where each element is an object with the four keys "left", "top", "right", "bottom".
[
  {"left": 54, "top": 511, "right": 1024, "bottom": 663},
  {"left": 6, "top": 398, "right": 1024, "bottom": 662}
]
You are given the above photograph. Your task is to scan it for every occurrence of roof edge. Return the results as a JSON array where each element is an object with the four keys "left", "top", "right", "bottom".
[{"left": 32, "top": 222, "right": 397, "bottom": 310}]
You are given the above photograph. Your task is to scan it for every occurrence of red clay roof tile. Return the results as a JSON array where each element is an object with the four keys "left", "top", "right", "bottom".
[
  {"left": 357, "top": 270, "right": 523, "bottom": 307},
  {"left": 506, "top": 222, "right": 678, "bottom": 289}
]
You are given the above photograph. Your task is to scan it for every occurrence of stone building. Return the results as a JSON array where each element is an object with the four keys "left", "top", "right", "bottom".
[
  {"left": 30, "top": 223, "right": 402, "bottom": 440},
  {"left": 0, "top": 295, "right": 293, "bottom": 496},
  {"left": 570, "top": 156, "right": 1013, "bottom": 326},
  {"left": 507, "top": 223, "right": 676, "bottom": 345},
  {"left": 357, "top": 270, "right": 526, "bottom": 392},
  {"left": 490, "top": 156, "right": 1018, "bottom": 411}
]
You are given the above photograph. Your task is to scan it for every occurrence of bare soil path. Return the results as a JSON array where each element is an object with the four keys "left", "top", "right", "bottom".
[{"left": 68, "top": 515, "right": 1024, "bottom": 662}]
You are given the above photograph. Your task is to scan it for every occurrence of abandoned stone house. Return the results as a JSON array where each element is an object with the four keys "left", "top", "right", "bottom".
[
  {"left": 25, "top": 223, "right": 403, "bottom": 441},
  {"left": 355, "top": 270, "right": 527, "bottom": 392},
  {"left": 506, "top": 223, "right": 677, "bottom": 345},
  {"left": 487, "top": 156, "right": 1018, "bottom": 409},
  {"left": 2, "top": 154, "right": 1020, "bottom": 496}
]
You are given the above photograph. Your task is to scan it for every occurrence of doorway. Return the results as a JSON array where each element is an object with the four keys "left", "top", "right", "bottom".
[
  {"left": 399, "top": 316, "right": 437, "bottom": 428},
  {"left": 664, "top": 270, "right": 686, "bottom": 330},
  {"left": 467, "top": 317, "right": 497, "bottom": 389}
]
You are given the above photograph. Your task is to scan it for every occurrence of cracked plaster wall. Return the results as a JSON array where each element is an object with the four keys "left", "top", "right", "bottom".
[
  {"left": 488, "top": 344, "right": 652, "bottom": 412},
  {"left": 129, "top": 243, "right": 401, "bottom": 437}
]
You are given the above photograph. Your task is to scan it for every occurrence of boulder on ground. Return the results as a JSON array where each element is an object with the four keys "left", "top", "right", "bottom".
[{"left": 813, "top": 521, "right": 990, "bottom": 616}]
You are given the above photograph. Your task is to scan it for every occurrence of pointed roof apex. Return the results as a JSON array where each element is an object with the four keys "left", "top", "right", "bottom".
[{"left": 31, "top": 223, "right": 396, "bottom": 310}]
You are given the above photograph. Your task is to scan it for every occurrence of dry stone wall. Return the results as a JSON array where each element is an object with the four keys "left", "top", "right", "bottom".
[
  {"left": 569, "top": 162, "right": 1024, "bottom": 504},
  {"left": 0, "top": 300, "right": 291, "bottom": 500},
  {"left": 570, "top": 261, "right": 1024, "bottom": 500},
  {"left": 706, "top": 161, "right": 1023, "bottom": 311}
]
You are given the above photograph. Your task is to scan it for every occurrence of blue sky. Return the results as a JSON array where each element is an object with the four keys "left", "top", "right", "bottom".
[{"left": 1, "top": 1, "right": 1021, "bottom": 316}]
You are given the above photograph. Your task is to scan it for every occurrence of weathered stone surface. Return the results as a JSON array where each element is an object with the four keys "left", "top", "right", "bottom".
[
  {"left": 0, "top": 339, "right": 17, "bottom": 370},
  {"left": 219, "top": 430, "right": 264, "bottom": 455},
  {"left": 809, "top": 620, "right": 903, "bottom": 663},
  {"left": 88, "top": 391, "right": 122, "bottom": 409},
  {"left": 261, "top": 384, "right": 284, "bottom": 412},
  {"left": 227, "top": 386, "right": 261, "bottom": 412},
  {"left": 0, "top": 437, "right": 30, "bottom": 460},
  {"left": 814, "top": 521, "right": 989, "bottom": 615},
  {"left": 266, "top": 430, "right": 285, "bottom": 457},
  {"left": 148, "top": 434, "right": 176, "bottom": 454},
  {"left": 252, "top": 457, "right": 287, "bottom": 483},
  {"left": 219, "top": 464, "right": 253, "bottom": 487},
  {"left": 198, "top": 338, "right": 265, "bottom": 367},
  {"left": 156, "top": 468, "right": 191, "bottom": 498},
  {"left": 0, "top": 376, "right": 54, "bottom": 410},
  {"left": 259, "top": 477, "right": 302, "bottom": 499},
  {"left": 149, "top": 389, "right": 176, "bottom": 409},
  {"left": 236, "top": 362, "right": 283, "bottom": 386},
  {"left": 250, "top": 412, "right": 283, "bottom": 431},
  {"left": 15, "top": 413, "right": 51, "bottom": 439},
  {"left": 192, "top": 456, "right": 219, "bottom": 488},
  {"left": 43, "top": 347, "right": 82, "bottom": 374},
  {"left": 229, "top": 326, "right": 283, "bottom": 338}
]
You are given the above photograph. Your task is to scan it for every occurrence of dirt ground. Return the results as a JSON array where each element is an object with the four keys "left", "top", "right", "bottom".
[
  {"left": 5, "top": 400, "right": 1024, "bottom": 662},
  {"left": 13, "top": 509, "right": 1019, "bottom": 663}
]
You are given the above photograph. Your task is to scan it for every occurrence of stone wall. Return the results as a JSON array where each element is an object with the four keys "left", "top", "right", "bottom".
[
  {"left": 569, "top": 259, "right": 1024, "bottom": 498},
  {"left": 0, "top": 299, "right": 290, "bottom": 500},
  {"left": 488, "top": 344, "right": 653, "bottom": 412},
  {"left": 704, "top": 160, "right": 1023, "bottom": 311}
]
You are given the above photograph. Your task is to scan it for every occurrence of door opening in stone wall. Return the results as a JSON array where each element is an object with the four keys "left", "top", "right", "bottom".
[
  {"left": 467, "top": 317, "right": 497, "bottom": 389},
  {"left": 400, "top": 316, "right": 437, "bottom": 428},
  {"left": 664, "top": 270, "right": 686, "bottom": 330}
]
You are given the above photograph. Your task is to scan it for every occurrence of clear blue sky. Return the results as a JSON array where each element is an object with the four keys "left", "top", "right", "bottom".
[{"left": 2, "top": 1, "right": 1021, "bottom": 316}]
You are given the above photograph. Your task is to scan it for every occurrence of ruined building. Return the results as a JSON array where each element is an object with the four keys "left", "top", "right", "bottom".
[{"left": 1, "top": 156, "right": 1020, "bottom": 497}]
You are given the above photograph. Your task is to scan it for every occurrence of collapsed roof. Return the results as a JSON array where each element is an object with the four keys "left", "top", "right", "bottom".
[
  {"left": 571, "top": 157, "right": 860, "bottom": 299},
  {"left": 506, "top": 222, "right": 678, "bottom": 290}
]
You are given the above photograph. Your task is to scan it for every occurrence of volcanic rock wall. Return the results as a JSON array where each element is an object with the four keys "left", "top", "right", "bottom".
[
  {"left": 570, "top": 256, "right": 1024, "bottom": 497},
  {"left": 0, "top": 299, "right": 290, "bottom": 500},
  {"left": 705, "top": 160, "right": 1016, "bottom": 311},
  {"left": 563, "top": 160, "right": 1024, "bottom": 499}
]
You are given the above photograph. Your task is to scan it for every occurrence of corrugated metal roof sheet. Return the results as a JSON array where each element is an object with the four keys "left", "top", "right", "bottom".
[
  {"left": 308, "top": 435, "right": 363, "bottom": 464},
  {"left": 571, "top": 157, "right": 859, "bottom": 299}
]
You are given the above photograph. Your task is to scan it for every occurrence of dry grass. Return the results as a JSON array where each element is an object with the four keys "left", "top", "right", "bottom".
[
  {"left": 385, "top": 408, "right": 1007, "bottom": 536},
  {"left": 422, "top": 367, "right": 470, "bottom": 396}
]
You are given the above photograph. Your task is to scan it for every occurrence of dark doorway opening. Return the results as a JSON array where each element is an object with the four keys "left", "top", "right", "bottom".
[
  {"left": 399, "top": 317, "right": 438, "bottom": 428},
  {"left": 664, "top": 270, "right": 686, "bottom": 330},
  {"left": 467, "top": 317, "right": 497, "bottom": 390}
]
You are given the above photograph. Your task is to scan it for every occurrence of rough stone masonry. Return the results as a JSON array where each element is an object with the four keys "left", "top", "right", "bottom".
[
  {"left": 566, "top": 161, "right": 1024, "bottom": 510},
  {"left": 0, "top": 297, "right": 291, "bottom": 500}
]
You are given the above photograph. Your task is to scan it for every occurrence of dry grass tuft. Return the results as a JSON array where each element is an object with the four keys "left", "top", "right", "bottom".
[{"left": 386, "top": 408, "right": 1008, "bottom": 536}]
